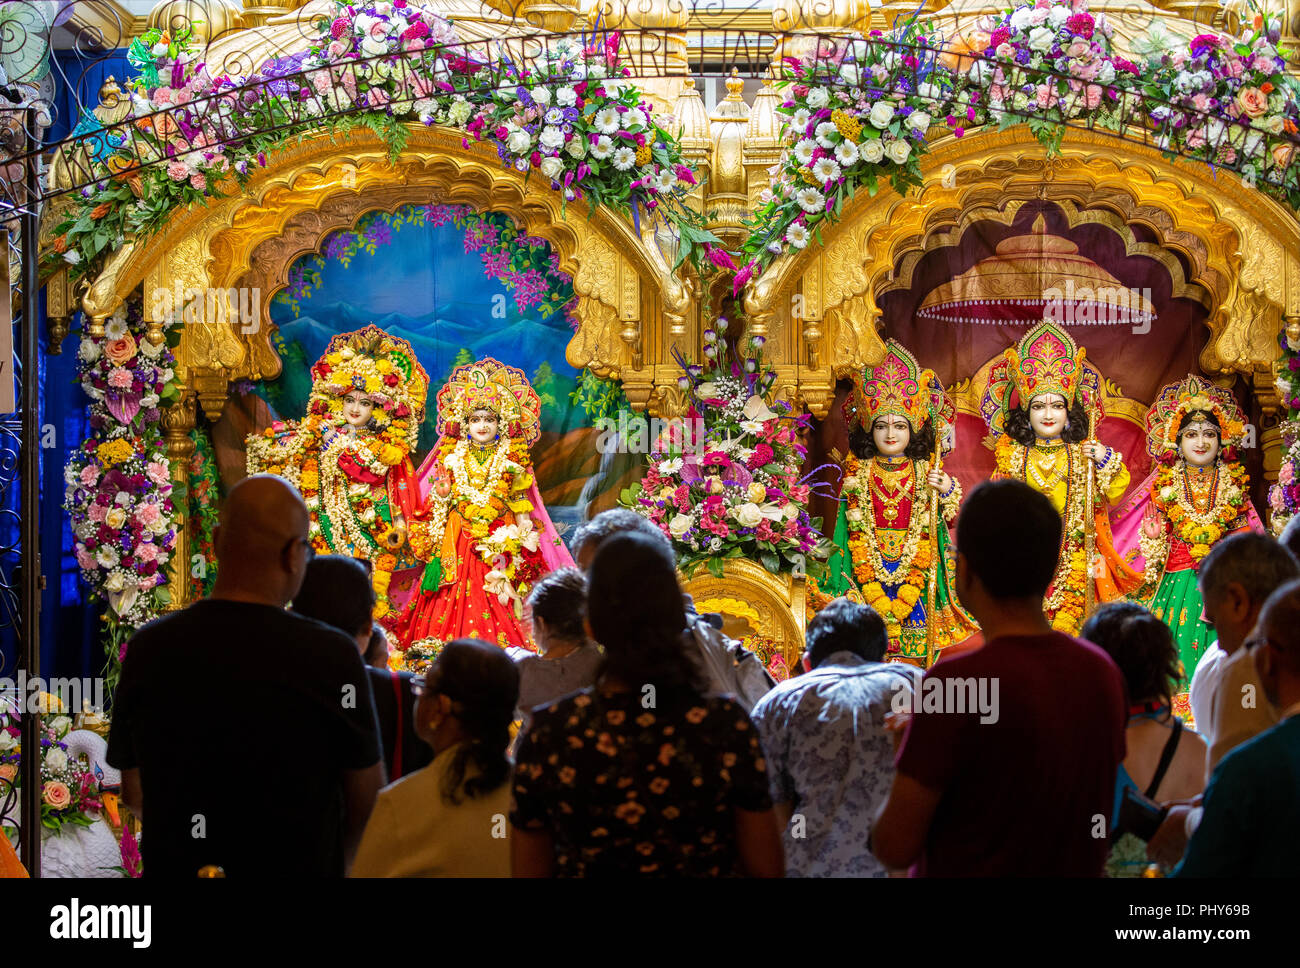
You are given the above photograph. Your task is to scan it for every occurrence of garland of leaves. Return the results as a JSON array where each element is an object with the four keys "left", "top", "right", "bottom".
[{"left": 188, "top": 427, "right": 221, "bottom": 599}]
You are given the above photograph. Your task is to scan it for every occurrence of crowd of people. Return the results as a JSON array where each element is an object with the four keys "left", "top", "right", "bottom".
[{"left": 104, "top": 474, "right": 1300, "bottom": 877}]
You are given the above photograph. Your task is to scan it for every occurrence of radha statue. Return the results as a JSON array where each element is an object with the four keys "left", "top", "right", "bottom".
[
  {"left": 1111, "top": 375, "right": 1263, "bottom": 717},
  {"left": 245, "top": 326, "right": 428, "bottom": 621},
  {"left": 395, "top": 357, "right": 573, "bottom": 654},
  {"left": 817, "top": 340, "right": 979, "bottom": 665},
  {"left": 984, "top": 320, "right": 1141, "bottom": 635}
]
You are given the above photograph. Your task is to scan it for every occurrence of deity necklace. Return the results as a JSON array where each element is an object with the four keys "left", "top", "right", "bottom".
[{"left": 870, "top": 458, "right": 913, "bottom": 526}]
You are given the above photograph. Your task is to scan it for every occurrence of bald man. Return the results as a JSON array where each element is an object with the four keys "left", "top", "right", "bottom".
[
  {"left": 1176, "top": 578, "right": 1300, "bottom": 877},
  {"left": 107, "top": 475, "right": 384, "bottom": 877}
]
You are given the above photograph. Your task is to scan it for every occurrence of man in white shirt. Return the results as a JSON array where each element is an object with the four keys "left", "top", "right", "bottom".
[{"left": 1187, "top": 641, "right": 1224, "bottom": 732}]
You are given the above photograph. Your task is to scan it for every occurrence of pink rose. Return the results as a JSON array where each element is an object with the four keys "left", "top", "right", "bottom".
[
  {"left": 405, "top": 37, "right": 426, "bottom": 51},
  {"left": 76, "top": 549, "right": 96, "bottom": 570},
  {"left": 79, "top": 464, "right": 99, "bottom": 486},
  {"left": 368, "top": 22, "right": 387, "bottom": 41},
  {"left": 136, "top": 542, "right": 159, "bottom": 563},
  {"left": 88, "top": 504, "right": 107, "bottom": 523},
  {"left": 166, "top": 159, "right": 190, "bottom": 182},
  {"left": 1082, "top": 84, "right": 1103, "bottom": 110},
  {"left": 151, "top": 88, "right": 174, "bottom": 106},
  {"left": 328, "top": 40, "right": 346, "bottom": 59},
  {"left": 137, "top": 503, "right": 162, "bottom": 526},
  {"left": 1028, "top": 8, "right": 1049, "bottom": 26},
  {"left": 1066, "top": 39, "right": 1091, "bottom": 60},
  {"left": 1186, "top": 129, "right": 1207, "bottom": 149},
  {"left": 1251, "top": 55, "right": 1273, "bottom": 74},
  {"left": 368, "top": 88, "right": 391, "bottom": 109},
  {"left": 1236, "top": 87, "right": 1269, "bottom": 118},
  {"left": 996, "top": 42, "right": 1014, "bottom": 59},
  {"left": 312, "top": 70, "right": 333, "bottom": 94},
  {"left": 1191, "top": 93, "right": 1211, "bottom": 112},
  {"left": 108, "top": 368, "right": 133, "bottom": 389},
  {"left": 146, "top": 461, "right": 170, "bottom": 486},
  {"left": 1036, "top": 84, "right": 1057, "bottom": 109},
  {"left": 43, "top": 780, "right": 72, "bottom": 810},
  {"left": 190, "top": 172, "right": 207, "bottom": 191},
  {"left": 1281, "top": 462, "right": 1295, "bottom": 485},
  {"left": 1273, "top": 143, "right": 1294, "bottom": 169}
]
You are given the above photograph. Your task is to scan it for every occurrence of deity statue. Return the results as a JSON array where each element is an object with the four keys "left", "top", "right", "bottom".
[
  {"left": 395, "top": 357, "right": 573, "bottom": 653},
  {"left": 983, "top": 320, "right": 1141, "bottom": 635},
  {"left": 1111, "top": 375, "right": 1263, "bottom": 718},
  {"left": 245, "top": 326, "right": 428, "bottom": 621},
  {"left": 817, "top": 340, "right": 979, "bottom": 665}
]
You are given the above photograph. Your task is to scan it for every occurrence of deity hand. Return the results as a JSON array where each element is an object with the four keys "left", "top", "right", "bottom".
[
  {"left": 926, "top": 468, "right": 953, "bottom": 496},
  {"left": 384, "top": 523, "right": 408, "bottom": 551},
  {"left": 1141, "top": 507, "right": 1165, "bottom": 541},
  {"left": 515, "top": 510, "right": 532, "bottom": 532},
  {"left": 1083, "top": 440, "right": 1110, "bottom": 465},
  {"left": 431, "top": 466, "right": 453, "bottom": 500}
]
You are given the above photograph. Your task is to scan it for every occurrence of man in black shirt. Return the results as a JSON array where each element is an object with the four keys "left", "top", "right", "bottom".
[{"left": 107, "top": 475, "right": 384, "bottom": 877}]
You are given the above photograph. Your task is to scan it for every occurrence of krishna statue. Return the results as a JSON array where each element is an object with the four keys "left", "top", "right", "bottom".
[
  {"left": 984, "top": 320, "right": 1142, "bottom": 635},
  {"left": 1111, "top": 374, "right": 1263, "bottom": 717},
  {"left": 245, "top": 326, "right": 429, "bottom": 621},
  {"left": 817, "top": 339, "right": 979, "bottom": 665},
  {"left": 394, "top": 357, "right": 573, "bottom": 659}
]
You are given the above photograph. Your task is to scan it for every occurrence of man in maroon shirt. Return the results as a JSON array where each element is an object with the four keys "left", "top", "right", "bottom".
[{"left": 872, "top": 479, "right": 1127, "bottom": 876}]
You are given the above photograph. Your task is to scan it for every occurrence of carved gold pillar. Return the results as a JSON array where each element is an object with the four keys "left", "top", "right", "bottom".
[
  {"left": 707, "top": 70, "right": 751, "bottom": 250},
  {"left": 44, "top": 268, "right": 74, "bottom": 355},
  {"left": 162, "top": 391, "right": 198, "bottom": 610}
]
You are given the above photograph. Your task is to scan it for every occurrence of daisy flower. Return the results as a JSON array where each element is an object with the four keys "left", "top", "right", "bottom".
[
  {"left": 793, "top": 139, "right": 815, "bottom": 165},
  {"left": 795, "top": 187, "right": 823, "bottom": 213},
  {"left": 611, "top": 146, "right": 637, "bottom": 170},
  {"left": 789, "top": 108, "right": 811, "bottom": 135},
  {"left": 814, "top": 121, "right": 840, "bottom": 148},
  {"left": 653, "top": 168, "right": 677, "bottom": 192},
  {"left": 785, "top": 223, "right": 810, "bottom": 248},
  {"left": 590, "top": 135, "right": 614, "bottom": 159},
  {"left": 593, "top": 106, "right": 621, "bottom": 134},
  {"left": 834, "top": 140, "right": 860, "bottom": 165},
  {"left": 812, "top": 157, "right": 841, "bottom": 185}
]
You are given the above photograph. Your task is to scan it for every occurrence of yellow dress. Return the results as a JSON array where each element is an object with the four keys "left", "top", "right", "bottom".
[{"left": 994, "top": 436, "right": 1141, "bottom": 634}]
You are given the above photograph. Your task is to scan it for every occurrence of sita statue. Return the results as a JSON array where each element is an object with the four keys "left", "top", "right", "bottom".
[
  {"left": 1111, "top": 374, "right": 1262, "bottom": 717},
  {"left": 245, "top": 326, "right": 428, "bottom": 620},
  {"left": 817, "top": 340, "right": 979, "bottom": 666},
  {"left": 395, "top": 357, "right": 573, "bottom": 654},
  {"left": 983, "top": 319, "right": 1141, "bottom": 635}
]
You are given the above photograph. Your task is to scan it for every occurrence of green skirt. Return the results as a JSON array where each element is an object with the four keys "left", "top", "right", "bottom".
[{"left": 1147, "top": 566, "right": 1215, "bottom": 722}]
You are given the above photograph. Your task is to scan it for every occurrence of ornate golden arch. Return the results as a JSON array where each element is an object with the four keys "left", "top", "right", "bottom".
[
  {"left": 69, "top": 123, "right": 696, "bottom": 609},
  {"left": 743, "top": 126, "right": 1300, "bottom": 426}
]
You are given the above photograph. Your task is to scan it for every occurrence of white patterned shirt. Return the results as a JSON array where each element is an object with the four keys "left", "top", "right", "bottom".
[{"left": 751, "top": 652, "right": 921, "bottom": 877}]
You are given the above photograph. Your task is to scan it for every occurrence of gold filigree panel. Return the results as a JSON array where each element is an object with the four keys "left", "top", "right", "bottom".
[{"left": 681, "top": 559, "right": 807, "bottom": 670}]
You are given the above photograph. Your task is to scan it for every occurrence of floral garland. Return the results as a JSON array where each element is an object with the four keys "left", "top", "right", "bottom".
[
  {"left": 1142, "top": 459, "right": 1249, "bottom": 584},
  {"left": 840, "top": 454, "right": 953, "bottom": 628},
  {"left": 46, "top": 3, "right": 719, "bottom": 282},
  {"left": 995, "top": 435, "right": 1091, "bottom": 632},
  {"left": 621, "top": 324, "right": 829, "bottom": 578},
  {"left": 63, "top": 301, "right": 179, "bottom": 690},
  {"left": 0, "top": 696, "right": 104, "bottom": 838},
  {"left": 188, "top": 427, "right": 221, "bottom": 598},
  {"left": 738, "top": 1, "right": 1300, "bottom": 289}
]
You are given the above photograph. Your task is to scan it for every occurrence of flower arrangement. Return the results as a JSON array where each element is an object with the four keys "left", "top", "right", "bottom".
[
  {"left": 0, "top": 696, "right": 104, "bottom": 837},
  {"left": 45, "top": 2, "right": 715, "bottom": 281},
  {"left": 737, "top": 0, "right": 1300, "bottom": 285},
  {"left": 737, "top": 16, "right": 961, "bottom": 287},
  {"left": 63, "top": 301, "right": 179, "bottom": 689},
  {"left": 620, "top": 323, "right": 829, "bottom": 578},
  {"left": 392, "top": 636, "right": 446, "bottom": 674},
  {"left": 1269, "top": 425, "right": 1300, "bottom": 535},
  {"left": 188, "top": 428, "right": 222, "bottom": 598}
]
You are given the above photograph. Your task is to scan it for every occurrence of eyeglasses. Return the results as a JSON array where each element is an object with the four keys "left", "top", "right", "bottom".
[{"left": 283, "top": 536, "right": 315, "bottom": 561}]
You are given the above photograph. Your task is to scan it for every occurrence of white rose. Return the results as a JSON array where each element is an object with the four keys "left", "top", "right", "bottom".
[
  {"left": 149, "top": 517, "right": 169, "bottom": 536},
  {"left": 103, "top": 570, "right": 125, "bottom": 593},
  {"left": 838, "top": 62, "right": 860, "bottom": 86},
  {"left": 540, "top": 155, "right": 565, "bottom": 180},
  {"left": 846, "top": 508, "right": 863, "bottom": 524},
  {"left": 506, "top": 129, "right": 533, "bottom": 155},
  {"left": 727, "top": 503, "right": 760, "bottom": 528},
  {"left": 1048, "top": 6, "right": 1068, "bottom": 28},
  {"left": 104, "top": 507, "right": 127, "bottom": 530},
  {"left": 45, "top": 748, "right": 68, "bottom": 773},
  {"left": 668, "top": 513, "right": 693, "bottom": 538},
  {"left": 917, "top": 81, "right": 944, "bottom": 105},
  {"left": 565, "top": 137, "right": 586, "bottom": 159},
  {"left": 531, "top": 85, "right": 552, "bottom": 107},
  {"left": 78, "top": 339, "right": 101, "bottom": 363},
  {"left": 555, "top": 86, "right": 577, "bottom": 107},
  {"left": 1010, "top": 7, "right": 1032, "bottom": 30},
  {"left": 861, "top": 139, "right": 885, "bottom": 163},
  {"left": 0, "top": 731, "right": 14, "bottom": 752},
  {"left": 538, "top": 126, "right": 564, "bottom": 150},
  {"left": 447, "top": 99, "right": 473, "bottom": 126},
  {"left": 50, "top": 715, "right": 72, "bottom": 736},
  {"left": 885, "top": 139, "right": 911, "bottom": 164},
  {"left": 908, "top": 110, "right": 931, "bottom": 131},
  {"left": 783, "top": 504, "right": 801, "bottom": 522},
  {"left": 1027, "top": 26, "right": 1056, "bottom": 52},
  {"left": 806, "top": 87, "right": 830, "bottom": 110},
  {"left": 360, "top": 35, "right": 388, "bottom": 58},
  {"left": 868, "top": 101, "right": 895, "bottom": 129}
]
